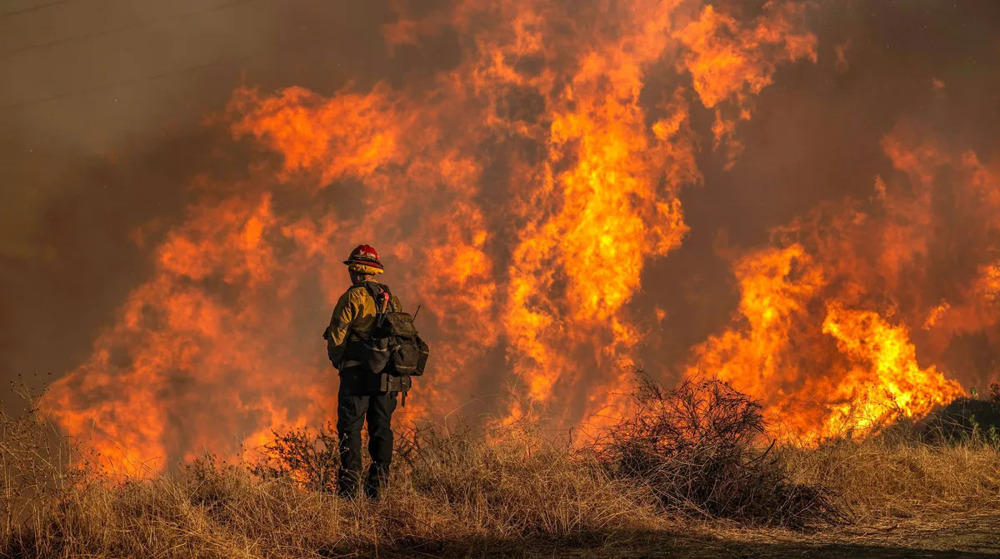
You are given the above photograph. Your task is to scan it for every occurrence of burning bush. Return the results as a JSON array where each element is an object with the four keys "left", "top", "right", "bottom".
[{"left": 596, "top": 375, "right": 841, "bottom": 527}]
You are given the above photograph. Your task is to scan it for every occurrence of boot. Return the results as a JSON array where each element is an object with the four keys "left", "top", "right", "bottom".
[
  {"left": 337, "top": 469, "right": 360, "bottom": 499},
  {"left": 363, "top": 463, "right": 390, "bottom": 500}
]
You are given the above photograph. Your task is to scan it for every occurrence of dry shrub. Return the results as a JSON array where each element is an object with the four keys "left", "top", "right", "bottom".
[
  {"left": 918, "top": 397, "right": 1000, "bottom": 447},
  {"left": 596, "top": 375, "right": 841, "bottom": 527},
  {"left": 0, "top": 382, "right": 86, "bottom": 550},
  {"left": 249, "top": 422, "right": 340, "bottom": 492}
]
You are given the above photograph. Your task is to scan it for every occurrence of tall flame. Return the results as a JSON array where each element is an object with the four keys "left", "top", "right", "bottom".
[
  {"left": 41, "top": 1, "right": 985, "bottom": 471},
  {"left": 685, "top": 122, "right": 1000, "bottom": 441}
]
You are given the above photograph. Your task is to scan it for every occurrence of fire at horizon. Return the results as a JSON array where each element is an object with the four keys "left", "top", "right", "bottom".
[{"left": 36, "top": 0, "right": 996, "bottom": 474}]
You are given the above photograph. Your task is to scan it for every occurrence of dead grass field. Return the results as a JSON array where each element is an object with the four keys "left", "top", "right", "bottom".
[{"left": 2, "top": 382, "right": 999, "bottom": 558}]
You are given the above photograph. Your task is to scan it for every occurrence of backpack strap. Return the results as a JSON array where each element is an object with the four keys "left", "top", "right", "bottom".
[{"left": 360, "top": 282, "right": 392, "bottom": 325}]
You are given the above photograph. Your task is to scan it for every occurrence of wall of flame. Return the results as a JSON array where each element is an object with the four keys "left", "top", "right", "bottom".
[{"left": 37, "top": 0, "right": 997, "bottom": 474}]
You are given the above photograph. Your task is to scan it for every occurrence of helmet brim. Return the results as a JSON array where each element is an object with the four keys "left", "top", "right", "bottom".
[{"left": 344, "top": 259, "right": 384, "bottom": 269}]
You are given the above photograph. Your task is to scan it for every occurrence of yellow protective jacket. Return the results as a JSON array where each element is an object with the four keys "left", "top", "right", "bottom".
[{"left": 324, "top": 282, "right": 402, "bottom": 369}]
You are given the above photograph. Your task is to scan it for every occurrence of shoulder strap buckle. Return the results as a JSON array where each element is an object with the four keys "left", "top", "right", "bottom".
[{"left": 362, "top": 282, "right": 392, "bottom": 325}]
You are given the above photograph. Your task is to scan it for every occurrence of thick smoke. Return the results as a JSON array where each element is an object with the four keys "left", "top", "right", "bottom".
[
  {"left": 3, "top": 1, "right": 1000, "bottom": 470},
  {"left": 0, "top": 0, "right": 403, "bottom": 405}
]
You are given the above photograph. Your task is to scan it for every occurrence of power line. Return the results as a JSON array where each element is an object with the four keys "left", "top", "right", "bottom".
[
  {"left": 0, "top": 0, "right": 72, "bottom": 18},
  {"left": 0, "top": 48, "right": 267, "bottom": 112},
  {"left": 0, "top": 0, "right": 263, "bottom": 58}
]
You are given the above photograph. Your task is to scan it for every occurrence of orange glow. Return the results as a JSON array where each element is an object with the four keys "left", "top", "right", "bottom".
[
  {"left": 41, "top": 2, "right": 982, "bottom": 472},
  {"left": 684, "top": 126, "right": 1000, "bottom": 442}
]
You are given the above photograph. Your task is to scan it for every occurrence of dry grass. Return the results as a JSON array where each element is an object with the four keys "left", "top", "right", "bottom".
[
  {"left": 782, "top": 435, "right": 1000, "bottom": 522},
  {"left": 0, "top": 382, "right": 86, "bottom": 544},
  {"left": 2, "top": 381, "right": 999, "bottom": 557},
  {"left": 398, "top": 423, "right": 664, "bottom": 538},
  {"left": 2, "top": 420, "right": 669, "bottom": 558}
]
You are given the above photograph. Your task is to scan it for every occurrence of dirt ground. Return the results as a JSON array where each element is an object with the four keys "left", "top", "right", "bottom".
[{"left": 688, "top": 512, "right": 1000, "bottom": 559}]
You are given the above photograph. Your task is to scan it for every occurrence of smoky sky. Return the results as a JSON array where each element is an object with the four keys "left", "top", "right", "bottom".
[
  {"left": 3, "top": 0, "right": 1000, "bottom": 407},
  {"left": 0, "top": 0, "right": 404, "bottom": 403}
]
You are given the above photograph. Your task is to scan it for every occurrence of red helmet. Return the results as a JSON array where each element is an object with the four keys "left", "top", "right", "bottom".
[{"left": 343, "top": 244, "right": 384, "bottom": 270}]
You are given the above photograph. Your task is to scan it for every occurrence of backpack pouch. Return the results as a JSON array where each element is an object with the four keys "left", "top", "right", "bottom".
[
  {"left": 365, "top": 337, "right": 391, "bottom": 374},
  {"left": 380, "top": 373, "right": 412, "bottom": 393}
]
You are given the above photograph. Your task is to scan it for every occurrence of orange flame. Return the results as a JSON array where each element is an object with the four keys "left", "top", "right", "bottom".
[
  {"left": 47, "top": 1, "right": 986, "bottom": 472},
  {"left": 685, "top": 123, "right": 1000, "bottom": 441}
]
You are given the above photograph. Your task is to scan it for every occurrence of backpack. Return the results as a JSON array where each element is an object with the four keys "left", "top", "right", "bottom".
[{"left": 357, "top": 282, "right": 429, "bottom": 398}]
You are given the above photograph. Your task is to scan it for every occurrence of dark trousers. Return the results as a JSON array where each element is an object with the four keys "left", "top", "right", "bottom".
[{"left": 336, "top": 373, "right": 397, "bottom": 495}]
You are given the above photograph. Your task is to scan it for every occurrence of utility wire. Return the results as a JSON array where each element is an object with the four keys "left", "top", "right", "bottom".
[
  {"left": 0, "top": 0, "right": 72, "bottom": 18},
  {"left": 0, "top": 48, "right": 267, "bottom": 112},
  {"left": 0, "top": 0, "right": 263, "bottom": 58}
]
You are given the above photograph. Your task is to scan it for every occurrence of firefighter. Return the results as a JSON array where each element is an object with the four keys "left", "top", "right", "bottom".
[{"left": 323, "top": 244, "right": 402, "bottom": 499}]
